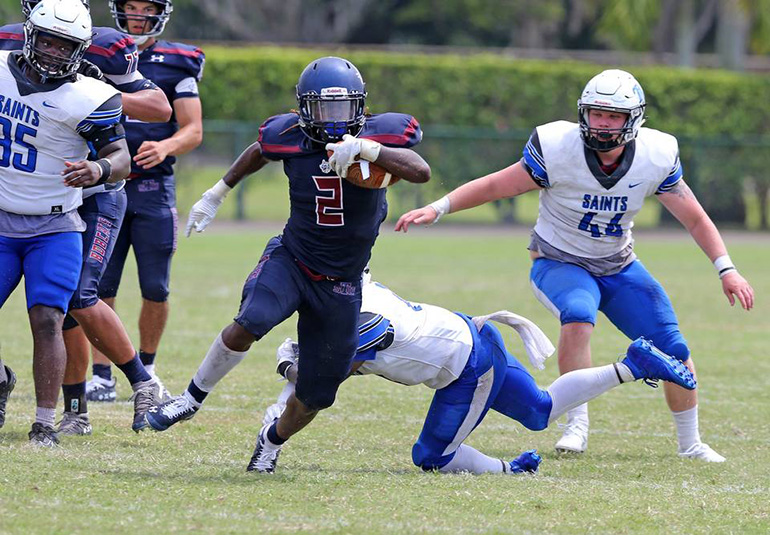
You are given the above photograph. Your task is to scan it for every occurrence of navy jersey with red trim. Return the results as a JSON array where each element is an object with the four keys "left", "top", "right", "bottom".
[
  {"left": 123, "top": 39, "right": 204, "bottom": 178},
  {"left": 259, "top": 112, "right": 422, "bottom": 279},
  {"left": 0, "top": 24, "right": 152, "bottom": 94}
]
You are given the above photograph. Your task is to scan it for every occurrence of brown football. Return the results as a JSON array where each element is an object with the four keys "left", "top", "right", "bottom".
[{"left": 327, "top": 151, "right": 401, "bottom": 189}]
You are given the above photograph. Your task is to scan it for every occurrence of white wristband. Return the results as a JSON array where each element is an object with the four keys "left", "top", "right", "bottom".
[
  {"left": 713, "top": 254, "right": 737, "bottom": 279},
  {"left": 428, "top": 196, "right": 451, "bottom": 223},
  {"left": 209, "top": 179, "right": 232, "bottom": 201}
]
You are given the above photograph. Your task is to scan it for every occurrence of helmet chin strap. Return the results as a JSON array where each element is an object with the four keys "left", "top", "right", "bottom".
[{"left": 131, "top": 34, "right": 151, "bottom": 45}]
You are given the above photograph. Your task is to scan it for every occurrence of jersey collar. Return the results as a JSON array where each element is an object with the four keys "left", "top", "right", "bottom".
[{"left": 584, "top": 140, "right": 636, "bottom": 190}]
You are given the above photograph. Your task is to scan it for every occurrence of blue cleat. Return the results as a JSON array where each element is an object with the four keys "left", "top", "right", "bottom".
[
  {"left": 145, "top": 395, "right": 198, "bottom": 432},
  {"left": 622, "top": 337, "right": 697, "bottom": 390},
  {"left": 507, "top": 449, "right": 542, "bottom": 474}
]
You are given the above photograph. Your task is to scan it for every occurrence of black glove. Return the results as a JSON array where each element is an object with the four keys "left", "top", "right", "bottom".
[{"left": 78, "top": 59, "right": 105, "bottom": 81}]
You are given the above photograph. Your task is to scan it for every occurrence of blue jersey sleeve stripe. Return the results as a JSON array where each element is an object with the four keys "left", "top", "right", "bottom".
[
  {"left": 521, "top": 129, "right": 549, "bottom": 188},
  {"left": 656, "top": 156, "right": 684, "bottom": 194}
]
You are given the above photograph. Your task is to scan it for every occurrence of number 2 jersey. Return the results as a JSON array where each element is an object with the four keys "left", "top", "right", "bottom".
[
  {"left": 258, "top": 112, "right": 422, "bottom": 280},
  {"left": 0, "top": 51, "right": 120, "bottom": 216},
  {"left": 522, "top": 120, "right": 682, "bottom": 261}
]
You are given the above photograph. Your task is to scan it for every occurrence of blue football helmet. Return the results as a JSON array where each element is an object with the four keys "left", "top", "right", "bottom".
[
  {"left": 109, "top": 0, "right": 173, "bottom": 42},
  {"left": 296, "top": 56, "right": 367, "bottom": 144}
]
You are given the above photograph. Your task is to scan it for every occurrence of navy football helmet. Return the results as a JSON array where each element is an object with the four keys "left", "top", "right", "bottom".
[
  {"left": 22, "top": 0, "right": 88, "bottom": 17},
  {"left": 109, "top": 0, "right": 173, "bottom": 42},
  {"left": 296, "top": 56, "right": 367, "bottom": 144}
]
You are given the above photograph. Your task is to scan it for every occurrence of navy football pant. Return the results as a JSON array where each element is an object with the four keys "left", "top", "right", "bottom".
[
  {"left": 99, "top": 177, "right": 177, "bottom": 303},
  {"left": 235, "top": 236, "right": 361, "bottom": 411},
  {"left": 63, "top": 190, "right": 127, "bottom": 330}
]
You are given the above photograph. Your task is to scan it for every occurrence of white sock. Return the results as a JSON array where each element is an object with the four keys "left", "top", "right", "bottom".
[
  {"left": 547, "top": 365, "right": 624, "bottom": 425},
  {"left": 672, "top": 405, "right": 701, "bottom": 452},
  {"left": 438, "top": 444, "right": 506, "bottom": 475},
  {"left": 192, "top": 332, "right": 248, "bottom": 393},
  {"left": 182, "top": 390, "right": 202, "bottom": 409},
  {"left": 144, "top": 364, "right": 156, "bottom": 377},
  {"left": 35, "top": 407, "right": 56, "bottom": 428}
]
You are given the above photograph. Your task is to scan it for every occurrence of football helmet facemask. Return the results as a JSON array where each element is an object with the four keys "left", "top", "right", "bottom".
[
  {"left": 296, "top": 56, "right": 367, "bottom": 144},
  {"left": 23, "top": 0, "right": 92, "bottom": 82},
  {"left": 109, "top": 0, "right": 173, "bottom": 43},
  {"left": 578, "top": 69, "right": 646, "bottom": 152}
]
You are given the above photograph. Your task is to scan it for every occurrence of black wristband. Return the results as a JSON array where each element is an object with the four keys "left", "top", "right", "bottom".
[
  {"left": 277, "top": 361, "right": 294, "bottom": 379},
  {"left": 94, "top": 158, "right": 112, "bottom": 185}
]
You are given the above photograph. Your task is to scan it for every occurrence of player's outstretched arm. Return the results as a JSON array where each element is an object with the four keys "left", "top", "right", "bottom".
[
  {"left": 395, "top": 160, "right": 540, "bottom": 232},
  {"left": 185, "top": 141, "right": 271, "bottom": 236},
  {"left": 658, "top": 180, "right": 754, "bottom": 310}
]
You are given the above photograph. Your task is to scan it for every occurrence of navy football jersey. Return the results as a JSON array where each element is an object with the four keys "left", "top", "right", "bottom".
[
  {"left": 258, "top": 112, "right": 422, "bottom": 279},
  {"left": 123, "top": 39, "right": 204, "bottom": 179},
  {"left": 0, "top": 23, "right": 152, "bottom": 94}
]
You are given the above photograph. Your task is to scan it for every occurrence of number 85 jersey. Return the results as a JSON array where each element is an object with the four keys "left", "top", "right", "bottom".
[{"left": 522, "top": 120, "right": 682, "bottom": 258}]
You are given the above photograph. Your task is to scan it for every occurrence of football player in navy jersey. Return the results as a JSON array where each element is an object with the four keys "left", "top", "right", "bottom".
[
  {"left": 0, "top": 0, "right": 172, "bottom": 435},
  {"left": 94, "top": 0, "right": 204, "bottom": 402},
  {"left": 145, "top": 56, "right": 430, "bottom": 473},
  {"left": 397, "top": 69, "right": 754, "bottom": 462}
]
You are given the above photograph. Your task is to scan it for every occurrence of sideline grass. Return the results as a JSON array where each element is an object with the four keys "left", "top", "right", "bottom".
[{"left": 1, "top": 227, "right": 768, "bottom": 534}]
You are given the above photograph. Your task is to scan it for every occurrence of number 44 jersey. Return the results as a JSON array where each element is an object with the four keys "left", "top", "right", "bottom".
[
  {"left": 522, "top": 120, "right": 682, "bottom": 259},
  {"left": 0, "top": 51, "right": 119, "bottom": 216}
]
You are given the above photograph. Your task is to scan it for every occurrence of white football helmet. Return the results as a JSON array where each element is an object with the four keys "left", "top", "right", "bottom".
[
  {"left": 21, "top": 0, "right": 89, "bottom": 18},
  {"left": 23, "top": 0, "right": 92, "bottom": 81},
  {"left": 578, "top": 69, "right": 646, "bottom": 151}
]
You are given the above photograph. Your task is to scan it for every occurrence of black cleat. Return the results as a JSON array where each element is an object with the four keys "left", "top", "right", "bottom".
[
  {"left": 28, "top": 422, "right": 60, "bottom": 447},
  {"left": 0, "top": 365, "right": 17, "bottom": 429}
]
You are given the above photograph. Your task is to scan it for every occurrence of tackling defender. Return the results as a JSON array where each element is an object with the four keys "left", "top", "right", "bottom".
[
  {"left": 146, "top": 56, "right": 430, "bottom": 472},
  {"left": 148, "top": 272, "right": 696, "bottom": 474},
  {"left": 0, "top": 0, "right": 130, "bottom": 445},
  {"left": 0, "top": 0, "right": 173, "bottom": 435},
  {"left": 396, "top": 69, "right": 754, "bottom": 462},
  {"left": 93, "top": 0, "right": 203, "bottom": 401}
]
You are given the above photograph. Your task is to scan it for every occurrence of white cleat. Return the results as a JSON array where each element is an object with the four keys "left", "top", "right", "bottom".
[
  {"left": 678, "top": 442, "right": 726, "bottom": 463},
  {"left": 555, "top": 421, "right": 588, "bottom": 454}
]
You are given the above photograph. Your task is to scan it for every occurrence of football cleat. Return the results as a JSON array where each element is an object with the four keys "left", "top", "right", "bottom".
[
  {"left": 246, "top": 421, "right": 282, "bottom": 473},
  {"left": 506, "top": 449, "right": 542, "bottom": 474},
  {"left": 555, "top": 420, "right": 589, "bottom": 454},
  {"left": 145, "top": 395, "right": 198, "bottom": 432},
  {"left": 679, "top": 442, "right": 726, "bottom": 463},
  {"left": 56, "top": 412, "right": 93, "bottom": 436},
  {"left": 150, "top": 373, "right": 172, "bottom": 402},
  {"left": 28, "top": 422, "right": 60, "bottom": 447},
  {"left": 0, "top": 365, "right": 17, "bottom": 429},
  {"left": 622, "top": 337, "right": 697, "bottom": 390},
  {"left": 130, "top": 380, "right": 162, "bottom": 432},
  {"left": 86, "top": 375, "right": 117, "bottom": 402}
]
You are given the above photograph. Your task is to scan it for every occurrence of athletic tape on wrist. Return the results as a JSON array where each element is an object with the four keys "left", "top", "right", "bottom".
[
  {"left": 713, "top": 255, "right": 736, "bottom": 278},
  {"left": 428, "top": 196, "right": 451, "bottom": 223}
]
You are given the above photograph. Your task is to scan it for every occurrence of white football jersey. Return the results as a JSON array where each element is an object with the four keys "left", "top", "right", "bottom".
[
  {"left": 526, "top": 121, "right": 681, "bottom": 258},
  {"left": 0, "top": 51, "right": 119, "bottom": 215},
  {"left": 356, "top": 282, "right": 473, "bottom": 390}
]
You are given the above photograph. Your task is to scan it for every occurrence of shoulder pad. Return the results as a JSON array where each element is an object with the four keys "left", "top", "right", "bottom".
[
  {"left": 360, "top": 113, "right": 422, "bottom": 148},
  {"left": 258, "top": 113, "right": 306, "bottom": 159},
  {"left": 0, "top": 24, "right": 24, "bottom": 52},
  {"left": 86, "top": 27, "right": 138, "bottom": 76},
  {"left": 150, "top": 40, "right": 205, "bottom": 81}
]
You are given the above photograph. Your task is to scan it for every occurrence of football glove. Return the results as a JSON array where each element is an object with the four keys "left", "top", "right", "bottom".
[
  {"left": 326, "top": 134, "right": 381, "bottom": 178},
  {"left": 185, "top": 180, "right": 231, "bottom": 236},
  {"left": 78, "top": 59, "right": 105, "bottom": 81}
]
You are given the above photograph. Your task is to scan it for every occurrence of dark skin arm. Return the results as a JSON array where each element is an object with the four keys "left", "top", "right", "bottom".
[
  {"left": 222, "top": 141, "right": 271, "bottom": 188},
  {"left": 374, "top": 146, "right": 431, "bottom": 183},
  {"left": 62, "top": 137, "right": 131, "bottom": 187}
]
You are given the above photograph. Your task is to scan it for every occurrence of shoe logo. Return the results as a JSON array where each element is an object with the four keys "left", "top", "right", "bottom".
[
  {"left": 42, "top": 101, "right": 58, "bottom": 109},
  {"left": 628, "top": 182, "right": 642, "bottom": 188}
]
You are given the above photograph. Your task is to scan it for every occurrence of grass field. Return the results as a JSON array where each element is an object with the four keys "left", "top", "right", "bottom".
[{"left": 1, "top": 225, "right": 769, "bottom": 534}]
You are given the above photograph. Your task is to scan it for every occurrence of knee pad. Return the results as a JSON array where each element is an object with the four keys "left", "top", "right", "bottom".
[
  {"left": 411, "top": 442, "right": 445, "bottom": 471},
  {"left": 62, "top": 313, "right": 79, "bottom": 331},
  {"left": 560, "top": 292, "right": 598, "bottom": 325},
  {"left": 294, "top": 376, "right": 340, "bottom": 411},
  {"left": 652, "top": 336, "right": 690, "bottom": 362},
  {"left": 140, "top": 284, "right": 170, "bottom": 303}
]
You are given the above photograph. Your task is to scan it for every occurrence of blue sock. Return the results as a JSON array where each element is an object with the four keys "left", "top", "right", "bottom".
[
  {"left": 116, "top": 354, "right": 152, "bottom": 386},
  {"left": 92, "top": 364, "right": 112, "bottom": 381},
  {"left": 267, "top": 422, "right": 287, "bottom": 445},
  {"left": 62, "top": 382, "right": 87, "bottom": 414},
  {"left": 139, "top": 350, "right": 156, "bottom": 367},
  {"left": 185, "top": 380, "right": 209, "bottom": 405}
]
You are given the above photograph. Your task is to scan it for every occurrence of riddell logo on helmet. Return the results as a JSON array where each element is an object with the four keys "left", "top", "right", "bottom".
[{"left": 321, "top": 87, "right": 348, "bottom": 96}]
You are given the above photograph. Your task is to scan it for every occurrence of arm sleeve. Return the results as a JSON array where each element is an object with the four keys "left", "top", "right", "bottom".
[
  {"left": 521, "top": 128, "right": 550, "bottom": 188},
  {"left": 172, "top": 76, "right": 199, "bottom": 100},
  {"left": 655, "top": 153, "right": 684, "bottom": 194}
]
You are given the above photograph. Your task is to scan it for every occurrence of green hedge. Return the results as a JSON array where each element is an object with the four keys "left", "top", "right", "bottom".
[{"left": 199, "top": 45, "right": 770, "bottom": 135}]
